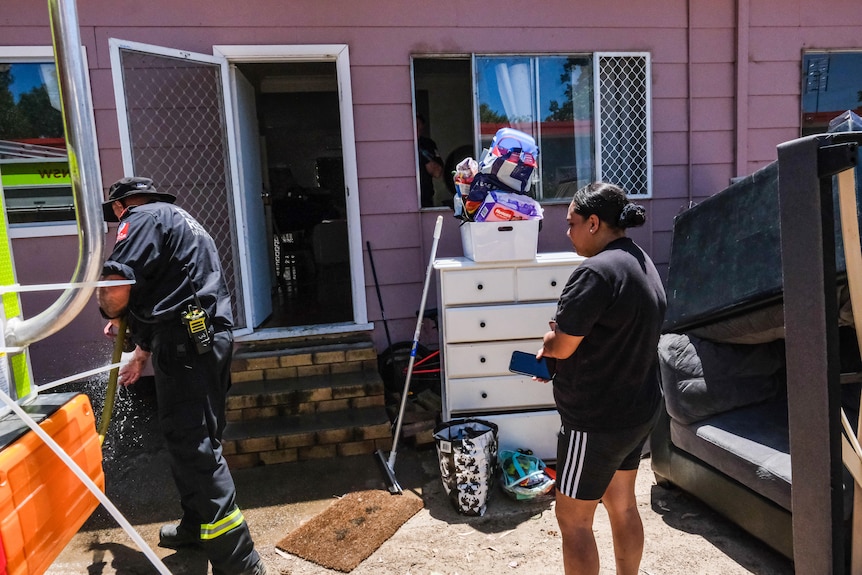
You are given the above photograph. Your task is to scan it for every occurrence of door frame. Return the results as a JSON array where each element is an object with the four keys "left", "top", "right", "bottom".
[
  {"left": 110, "top": 41, "right": 370, "bottom": 339},
  {"left": 213, "top": 45, "right": 369, "bottom": 339}
]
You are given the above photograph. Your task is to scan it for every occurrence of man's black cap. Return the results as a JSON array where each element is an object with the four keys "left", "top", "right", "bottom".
[{"left": 103, "top": 176, "right": 177, "bottom": 222}]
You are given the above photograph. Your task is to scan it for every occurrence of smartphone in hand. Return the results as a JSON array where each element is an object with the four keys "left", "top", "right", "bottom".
[{"left": 509, "top": 350, "right": 555, "bottom": 380}]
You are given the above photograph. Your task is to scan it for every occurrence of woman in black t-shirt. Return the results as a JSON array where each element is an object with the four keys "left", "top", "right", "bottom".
[{"left": 539, "top": 181, "right": 666, "bottom": 575}]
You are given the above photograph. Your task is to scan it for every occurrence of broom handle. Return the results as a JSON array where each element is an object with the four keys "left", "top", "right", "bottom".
[
  {"left": 388, "top": 216, "right": 443, "bottom": 469},
  {"left": 366, "top": 241, "right": 393, "bottom": 350}
]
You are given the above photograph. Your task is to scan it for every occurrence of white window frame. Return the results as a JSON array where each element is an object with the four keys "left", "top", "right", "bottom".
[
  {"left": 0, "top": 46, "right": 100, "bottom": 238},
  {"left": 594, "top": 52, "right": 652, "bottom": 199}
]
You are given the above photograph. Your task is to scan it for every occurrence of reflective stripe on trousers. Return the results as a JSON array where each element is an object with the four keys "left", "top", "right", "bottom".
[{"left": 201, "top": 506, "right": 246, "bottom": 541}]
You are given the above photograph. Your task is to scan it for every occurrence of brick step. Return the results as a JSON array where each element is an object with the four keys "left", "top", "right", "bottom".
[
  {"left": 222, "top": 406, "right": 392, "bottom": 468},
  {"left": 226, "top": 369, "right": 385, "bottom": 421},
  {"left": 231, "top": 339, "right": 378, "bottom": 383},
  {"left": 223, "top": 335, "right": 393, "bottom": 468}
]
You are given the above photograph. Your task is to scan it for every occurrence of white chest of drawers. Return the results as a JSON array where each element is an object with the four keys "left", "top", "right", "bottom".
[{"left": 433, "top": 252, "right": 585, "bottom": 461}]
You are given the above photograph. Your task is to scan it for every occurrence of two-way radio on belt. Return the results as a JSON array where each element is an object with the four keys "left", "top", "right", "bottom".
[{"left": 181, "top": 265, "right": 213, "bottom": 354}]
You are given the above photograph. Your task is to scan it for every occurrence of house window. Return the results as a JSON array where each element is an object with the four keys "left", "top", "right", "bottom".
[
  {"left": 413, "top": 52, "right": 651, "bottom": 209},
  {"left": 801, "top": 51, "right": 862, "bottom": 136},
  {"left": 0, "top": 49, "right": 75, "bottom": 226}
]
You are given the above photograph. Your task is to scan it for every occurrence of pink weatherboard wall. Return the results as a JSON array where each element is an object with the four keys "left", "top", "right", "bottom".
[{"left": 3, "top": 0, "right": 862, "bottom": 377}]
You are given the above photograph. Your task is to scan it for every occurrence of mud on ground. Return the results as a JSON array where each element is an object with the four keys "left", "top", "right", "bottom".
[{"left": 48, "top": 384, "right": 794, "bottom": 575}]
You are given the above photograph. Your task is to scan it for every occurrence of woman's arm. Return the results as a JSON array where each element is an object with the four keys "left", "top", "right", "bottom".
[{"left": 539, "top": 321, "right": 584, "bottom": 360}]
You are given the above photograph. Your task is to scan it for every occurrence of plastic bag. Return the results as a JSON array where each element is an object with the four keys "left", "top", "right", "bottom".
[
  {"left": 477, "top": 128, "right": 539, "bottom": 194},
  {"left": 498, "top": 449, "right": 555, "bottom": 501},
  {"left": 461, "top": 173, "right": 502, "bottom": 220},
  {"left": 452, "top": 157, "right": 479, "bottom": 220},
  {"left": 453, "top": 156, "right": 478, "bottom": 193},
  {"left": 434, "top": 418, "right": 499, "bottom": 516},
  {"left": 489, "top": 127, "right": 539, "bottom": 157}
]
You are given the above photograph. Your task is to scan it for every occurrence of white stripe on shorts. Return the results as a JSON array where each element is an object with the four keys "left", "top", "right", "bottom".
[{"left": 559, "top": 428, "right": 588, "bottom": 498}]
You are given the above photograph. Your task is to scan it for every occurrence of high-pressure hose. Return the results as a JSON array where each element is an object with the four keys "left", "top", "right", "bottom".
[{"left": 98, "top": 316, "right": 127, "bottom": 445}]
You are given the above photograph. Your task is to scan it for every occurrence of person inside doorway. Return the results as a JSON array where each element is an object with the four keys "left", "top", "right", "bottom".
[{"left": 417, "top": 113, "right": 445, "bottom": 207}]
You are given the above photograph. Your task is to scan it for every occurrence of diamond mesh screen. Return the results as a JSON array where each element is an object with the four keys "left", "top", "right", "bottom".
[
  {"left": 597, "top": 54, "right": 651, "bottom": 197},
  {"left": 117, "top": 48, "right": 245, "bottom": 328}
]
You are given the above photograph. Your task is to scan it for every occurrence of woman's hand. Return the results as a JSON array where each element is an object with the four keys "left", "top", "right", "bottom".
[{"left": 536, "top": 348, "right": 558, "bottom": 383}]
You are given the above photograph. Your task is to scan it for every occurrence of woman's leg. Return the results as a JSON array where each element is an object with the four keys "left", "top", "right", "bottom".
[
  {"left": 555, "top": 490, "right": 601, "bottom": 575},
  {"left": 601, "top": 469, "right": 643, "bottom": 575}
]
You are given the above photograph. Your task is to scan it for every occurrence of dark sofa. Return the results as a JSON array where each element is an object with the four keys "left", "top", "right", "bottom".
[
  {"left": 651, "top": 329, "right": 860, "bottom": 560},
  {"left": 651, "top": 333, "right": 794, "bottom": 558},
  {"left": 650, "top": 134, "right": 862, "bottom": 567}
]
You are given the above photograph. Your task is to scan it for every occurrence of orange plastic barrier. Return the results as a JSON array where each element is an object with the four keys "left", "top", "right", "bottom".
[
  {"left": 0, "top": 532, "right": 7, "bottom": 575},
  {"left": 0, "top": 393, "right": 104, "bottom": 575}
]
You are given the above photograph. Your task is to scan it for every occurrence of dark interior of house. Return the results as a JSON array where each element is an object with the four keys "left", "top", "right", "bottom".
[{"left": 237, "top": 62, "right": 353, "bottom": 329}]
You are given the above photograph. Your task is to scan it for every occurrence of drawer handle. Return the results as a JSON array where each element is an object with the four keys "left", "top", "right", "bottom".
[
  {"left": 551, "top": 280, "right": 557, "bottom": 287},
  {"left": 479, "top": 356, "right": 486, "bottom": 363},
  {"left": 477, "top": 283, "right": 484, "bottom": 290},
  {"left": 480, "top": 321, "right": 486, "bottom": 328},
  {"left": 481, "top": 392, "right": 488, "bottom": 399}
]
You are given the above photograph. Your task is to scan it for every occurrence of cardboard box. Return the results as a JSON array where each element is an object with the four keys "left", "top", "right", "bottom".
[{"left": 460, "top": 219, "right": 539, "bottom": 262}]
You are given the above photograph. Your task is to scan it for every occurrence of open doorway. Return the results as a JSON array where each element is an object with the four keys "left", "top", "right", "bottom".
[
  {"left": 110, "top": 41, "right": 367, "bottom": 334},
  {"left": 236, "top": 61, "right": 352, "bottom": 329}
]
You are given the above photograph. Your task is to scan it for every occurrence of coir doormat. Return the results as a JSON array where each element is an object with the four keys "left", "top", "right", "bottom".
[{"left": 276, "top": 489, "right": 424, "bottom": 572}]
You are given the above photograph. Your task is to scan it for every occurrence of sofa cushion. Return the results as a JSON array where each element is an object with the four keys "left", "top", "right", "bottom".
[
  {"left": 687, "top": 302, "right": 785, "bottom": 344},
  {"left": 670, "top": 399, "right": 791, "bottom": 511},
  {"left": 658, "top": 333, "right": 785, "bottom": 425}
]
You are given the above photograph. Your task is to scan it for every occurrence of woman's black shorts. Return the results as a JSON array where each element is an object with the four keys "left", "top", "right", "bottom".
[{"left": 555, "top": 412, "right": 658, "bottom": 501}]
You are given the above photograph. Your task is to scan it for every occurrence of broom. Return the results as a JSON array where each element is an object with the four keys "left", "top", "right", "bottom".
[{"left": 375, "top": 215, "right": 443, "bottom": 494}]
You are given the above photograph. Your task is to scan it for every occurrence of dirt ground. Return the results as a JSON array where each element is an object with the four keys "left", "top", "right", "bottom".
[{"left": 46, "top": 388, "right": 795, "bottom": 575}]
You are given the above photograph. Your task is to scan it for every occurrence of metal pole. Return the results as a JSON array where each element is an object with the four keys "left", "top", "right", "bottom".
[
  {"left": 387, "top": 217, "right": 444, "bottom": 469},
  {"left": 4, "top": 0, "right": 104, "bottom": 347}
]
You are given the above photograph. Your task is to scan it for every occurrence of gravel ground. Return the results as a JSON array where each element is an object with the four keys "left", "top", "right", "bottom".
[{"left": 45, "top": 386, "right": 794, "bottom": 574}]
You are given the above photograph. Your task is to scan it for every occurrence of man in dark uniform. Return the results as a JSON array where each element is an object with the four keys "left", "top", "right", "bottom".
[{"left": 97, "top": 177, "right": 266, "bottom": 575}]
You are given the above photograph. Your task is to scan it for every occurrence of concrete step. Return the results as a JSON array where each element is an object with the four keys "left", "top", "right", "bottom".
[{"left": 222, "top": 405, "right": 392, "bottom": 468}]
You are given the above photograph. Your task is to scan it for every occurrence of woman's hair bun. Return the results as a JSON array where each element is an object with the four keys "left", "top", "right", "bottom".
[{"left": 618, "top": 203, "right": 646, "bottom": 229}]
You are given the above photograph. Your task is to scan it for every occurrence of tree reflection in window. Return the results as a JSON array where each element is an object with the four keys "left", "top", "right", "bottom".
[
  {"left": 0, "top": 62, "right": 64, "bottom": 141},
  {"left": 0, "top": 61, "right": 73, "bottom": 225}
]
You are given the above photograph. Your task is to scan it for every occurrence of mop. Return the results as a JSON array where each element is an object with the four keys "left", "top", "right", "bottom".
[{"left": 375, "top": 215, "right": 443, "bottom": 494}]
